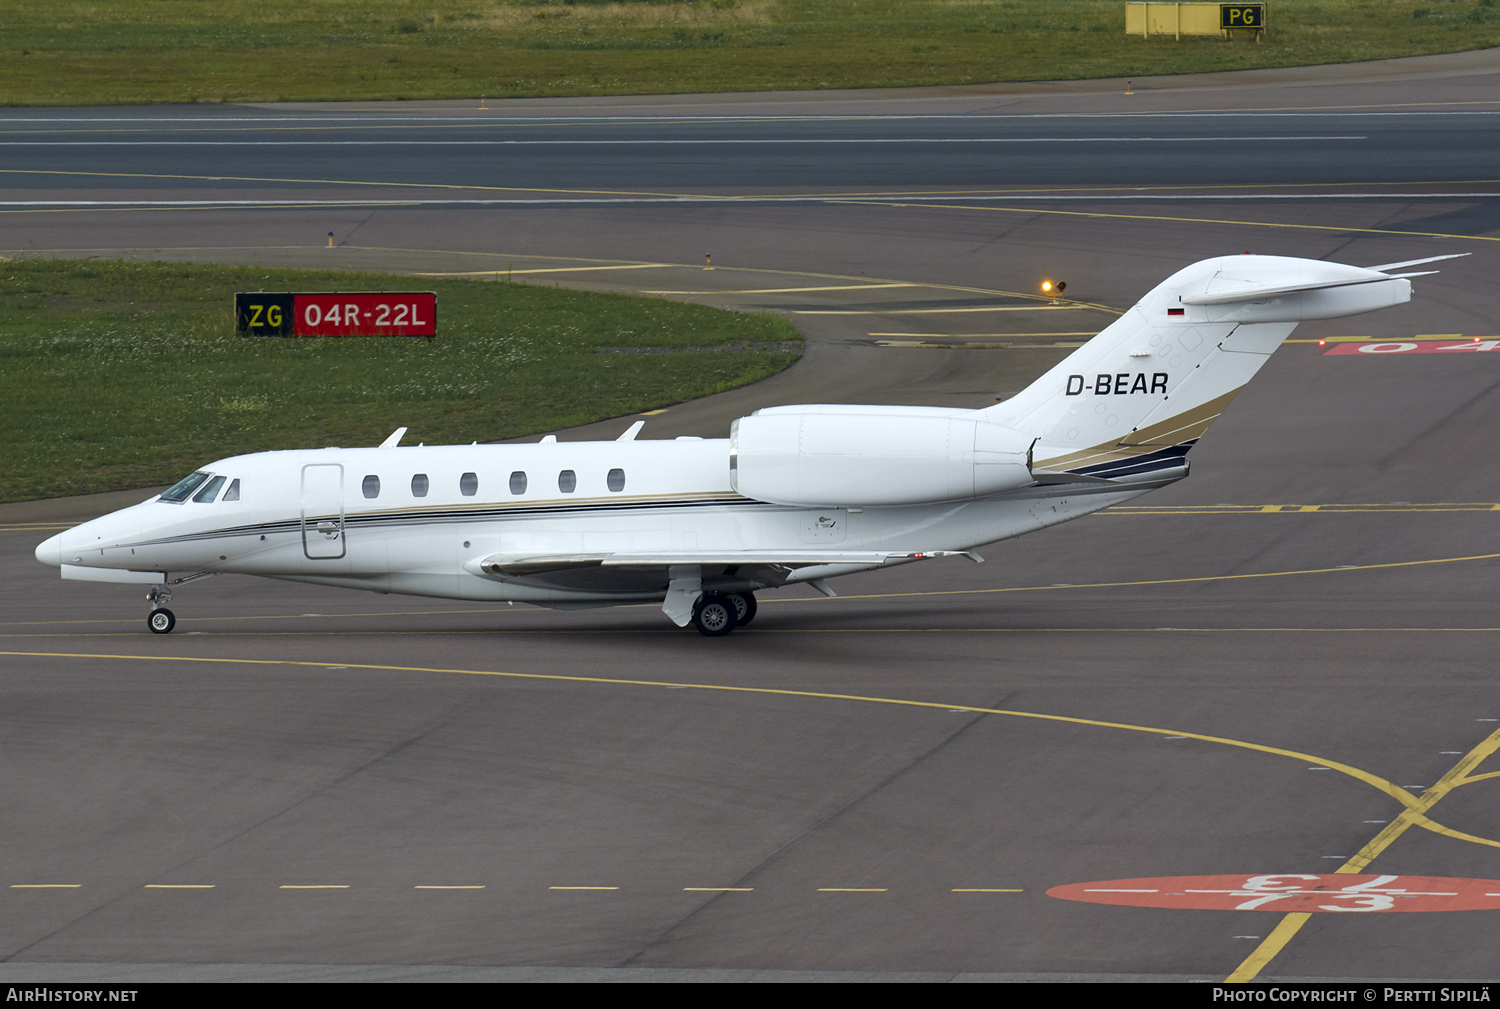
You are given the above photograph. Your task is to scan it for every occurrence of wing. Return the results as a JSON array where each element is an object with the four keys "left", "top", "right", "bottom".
[
  {"left": 469, "top": 548, "right": 981, "bottom": 580},
  {"left": 467, "top": 549, "right": 984, "bottom": 624}
]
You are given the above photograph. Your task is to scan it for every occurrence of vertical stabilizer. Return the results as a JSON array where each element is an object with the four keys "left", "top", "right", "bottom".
[{"left": 982, "top": 255, "right": 1415, "bottom": 481}]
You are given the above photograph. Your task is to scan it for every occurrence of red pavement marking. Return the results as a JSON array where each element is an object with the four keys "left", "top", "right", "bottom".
[
  {"left": 1324, "top": 339, "right": 1500, "bottom": 356},
  {"left": 1047, "top": 874, "right": 1500, "bottom": 913}
]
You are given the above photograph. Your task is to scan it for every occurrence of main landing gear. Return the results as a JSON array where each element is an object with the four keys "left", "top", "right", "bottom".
[
  {"left": 147, "top": 583, "right": 175, "bottom": 634},
  {"left": 691, "top": 592, "right": 757, "bottom": 637}
]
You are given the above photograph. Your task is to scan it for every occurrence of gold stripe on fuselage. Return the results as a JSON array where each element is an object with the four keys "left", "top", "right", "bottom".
[{"left": 1033, "top": 387, "right": 1245, "bottom": 472}]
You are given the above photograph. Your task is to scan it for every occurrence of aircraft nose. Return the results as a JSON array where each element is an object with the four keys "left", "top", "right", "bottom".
[{"left": 35, "top": 531, "right": 63, "bottom": 568}]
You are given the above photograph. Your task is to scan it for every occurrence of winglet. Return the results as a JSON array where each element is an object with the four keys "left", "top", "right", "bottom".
[
  {"left": 617, "top": 421, "right": 645, "bottom": 442},
  {"left": 379, "top": 427, "right": 407, "bottom": 449}
]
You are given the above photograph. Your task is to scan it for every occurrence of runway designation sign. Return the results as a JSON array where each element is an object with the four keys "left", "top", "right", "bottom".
[
  {"left": 236, "top": 292, "right": 437, "bottom": 338},
  {"left": 1048, "top": 874, "right": 1500, "bottom": 913}
]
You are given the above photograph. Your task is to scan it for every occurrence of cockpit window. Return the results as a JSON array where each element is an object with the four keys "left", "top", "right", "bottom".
[
  {"left": 222, "top": 479, "right": 240, "bottom": 502},
  {"left": 192, "top": 475, "right": 227, "bottom": 503},
  {"left": 160, "top": 471, "right": 210, "bottom": 503}
]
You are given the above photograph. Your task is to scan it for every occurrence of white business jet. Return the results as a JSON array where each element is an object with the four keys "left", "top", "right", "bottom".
[{"left": 35, "top": 253, "right": 1456, "bottom": 636}]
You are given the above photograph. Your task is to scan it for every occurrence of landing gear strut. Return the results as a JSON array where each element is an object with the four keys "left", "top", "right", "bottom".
[
  {"left": 691, "top": 594, "right": 739, "bottom": 637},
  {"left": 142, "top": 572, "right": 213, "bottom": 635},
  {"left": 147, "top": 584, "right": 175, "bottom": 635}
]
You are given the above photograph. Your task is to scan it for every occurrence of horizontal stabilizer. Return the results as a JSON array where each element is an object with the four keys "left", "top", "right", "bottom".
[
  {"left": 1362, "top": 253, "right": 1469, "bottom": 272},
  {"left": 1181, "top": 274, "right": 1392, "bottom": 306}
]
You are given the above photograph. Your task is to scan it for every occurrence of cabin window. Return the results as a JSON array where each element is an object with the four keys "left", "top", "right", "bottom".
[
  {"left": 192, "top": 475, "right": 227, "bottom": 503},
  {"left": 509, "top": 471, "right": 527, "bottom": 495},
  {"left": 558, "top": 469, "right": 577, "bottom": 494},
  {"left": 607, "top": 468, "right": 626, "bottom": 492},
  {"left": 411, "top": 473, "right": 429, "bottom": 498},
  {"left": 362, "top": 475, "right": 381, "bottom": 499},
  {"left": 160, "top": 471, "right": 210, "bottom": 503},
  {"left": 222, "top": 479, "right": 240, "bottom": 502},
  {"left": 460, "top": 472, "right": 478, "bottom": 496}
]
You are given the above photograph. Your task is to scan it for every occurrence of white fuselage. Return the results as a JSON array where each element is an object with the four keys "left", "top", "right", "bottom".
[{"left": 36, "top": 436, "right": 1144, "bottom": 607}]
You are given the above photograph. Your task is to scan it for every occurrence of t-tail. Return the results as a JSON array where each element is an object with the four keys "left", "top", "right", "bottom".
[{"left": 983, "top": 253, "right": 1462, "bottom": 484}]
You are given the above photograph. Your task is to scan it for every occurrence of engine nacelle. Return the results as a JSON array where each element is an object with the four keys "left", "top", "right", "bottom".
[{"left": 730, "top": 408, "right": 1035, "bottom": 507}]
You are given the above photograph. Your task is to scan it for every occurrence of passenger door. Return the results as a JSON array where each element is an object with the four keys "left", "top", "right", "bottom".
[{"left": 301, "top": 464, "right": 346, "bottom": 560}]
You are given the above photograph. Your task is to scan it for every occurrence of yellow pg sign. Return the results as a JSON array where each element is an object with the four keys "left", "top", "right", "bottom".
[{"left": 1221, "top": 3, "right": 1265, "bottom": 29}]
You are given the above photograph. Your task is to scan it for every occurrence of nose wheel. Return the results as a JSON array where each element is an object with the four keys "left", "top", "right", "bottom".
[
  {"left": 148, "top": 608, "right": 176, "bottom": 634},
  {"left": 147, "top": 583, "right": 175, "bottom": 634}
]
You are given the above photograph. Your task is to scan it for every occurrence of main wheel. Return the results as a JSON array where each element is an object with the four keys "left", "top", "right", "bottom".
[
  {"left": 692, "top": 595, "right": 738, "bottom": 637},
  {"left": 726, "top": 592, "right": 758, "bottom": 626},
  {"left": 148, "top": 608, "right": 176, "bottom": 634}
]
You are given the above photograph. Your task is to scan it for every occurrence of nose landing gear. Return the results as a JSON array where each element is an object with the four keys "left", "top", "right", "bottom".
[
  {"left": 147, "top": 583, "right": 175, "bottom": 634},
  {"left": 141, "top": 572, "right": 212, "bottom": 634}
]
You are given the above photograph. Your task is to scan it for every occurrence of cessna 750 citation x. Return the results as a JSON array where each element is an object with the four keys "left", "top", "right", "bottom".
[{"left": 35, "top": 254, "right": 1454, "bottom": 635}]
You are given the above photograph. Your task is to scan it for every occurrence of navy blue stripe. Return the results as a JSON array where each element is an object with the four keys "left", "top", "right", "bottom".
[{"left": 1070, "top": 441, "right": 1195, "bottom": 479}]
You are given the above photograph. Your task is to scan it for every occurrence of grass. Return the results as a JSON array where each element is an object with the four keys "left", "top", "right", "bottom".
[
  {"left": 0, "top": 257, "right": 801, "bottom": 501},
  {"left": 0, "top": 1, "right": 1497, "bottom": 105}
]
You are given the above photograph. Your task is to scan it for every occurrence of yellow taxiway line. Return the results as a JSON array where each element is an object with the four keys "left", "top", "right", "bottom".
[
  {"left": 1226, "top": 725, "right": 1500, "bottom": 983},
  {"left": 3, "top": 649, "right": 1494, "bottom": 859},
  {"left": 3, "top": 646, "right": 1493, "bottom": 978},
  {"left": 3, "top": 545, "right": 1500, "bottom": 630}
]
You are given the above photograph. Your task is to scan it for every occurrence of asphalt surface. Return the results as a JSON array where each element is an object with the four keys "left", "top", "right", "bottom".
[
  {"left": 3, "top": 51, "right": 1500, "bottom": 982},
  {"left": 2, "top": 107, "right": 1495, "bottom": 190}
]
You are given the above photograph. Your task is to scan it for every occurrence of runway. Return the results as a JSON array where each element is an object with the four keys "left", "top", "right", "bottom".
[{"left": 4, "top": 52, "right": 1500, "bottom": 982}]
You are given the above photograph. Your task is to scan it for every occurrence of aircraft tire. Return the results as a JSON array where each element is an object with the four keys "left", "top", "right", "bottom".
[
  {"left": 148, "top": 608, "right": 176, "bottom": 634},
  {"left": 692, "top": 595, "right": 738, "bottom": 637},
  {"left": 727, "top": 592, "right": 757, "bottom": 626}
]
